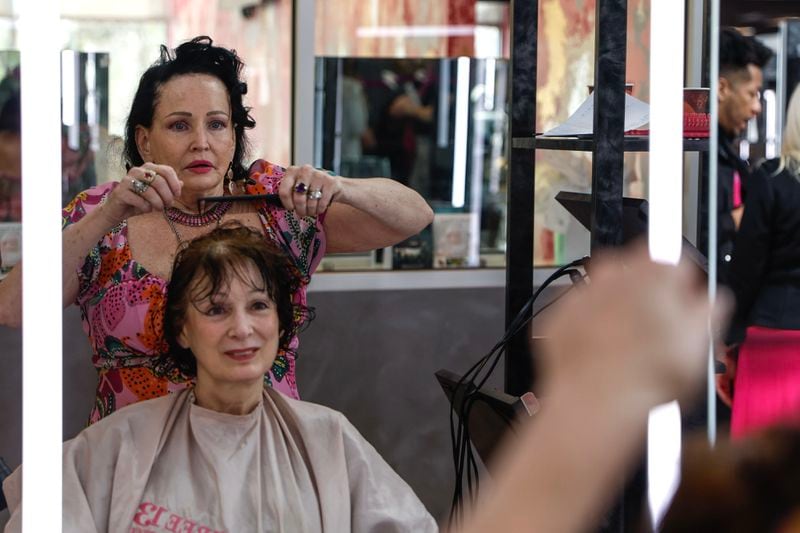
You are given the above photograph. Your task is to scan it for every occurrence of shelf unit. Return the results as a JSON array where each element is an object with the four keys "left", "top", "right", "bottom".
[
  {"left": 513, "top": 135, "right": 710, "bottom": 152},
  {"left": 503, "top": 2, "right": 708, "bottom": 531},
  {"left": 504, "top": 0, "right": 708, "bottom": 397}
]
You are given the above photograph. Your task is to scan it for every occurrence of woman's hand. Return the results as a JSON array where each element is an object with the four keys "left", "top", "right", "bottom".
[
  {"left": 715, "top": 347, "right": 738, "bottom": 408},
  {"left": 278, "top": 164, "right": 433, "bottom": 252},
  {"left": 99, "top": 163, "right": 183, "bottom": 226},
  {"left": 278, "top": 165, "right": 341, "bottom": 218}
]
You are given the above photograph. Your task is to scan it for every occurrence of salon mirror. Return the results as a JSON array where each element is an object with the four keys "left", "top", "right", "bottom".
[
  {"left": 0, "top": 48, "right": 20, "bottom": 528},
  {"left": 314, "top": 56, "right": 509, "bottom": 270},
  {"left": 710, "top": 0, "right": 800, "bottom": 439}
]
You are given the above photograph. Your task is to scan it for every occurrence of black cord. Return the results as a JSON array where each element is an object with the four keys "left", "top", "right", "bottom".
[{"left": 447, "top": 258, "right": 589, "bottom": 524}]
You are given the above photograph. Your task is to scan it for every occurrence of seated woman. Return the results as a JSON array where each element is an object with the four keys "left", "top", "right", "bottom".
[{"left": 3, "top": 225, "right": 437, "bottom": 532}]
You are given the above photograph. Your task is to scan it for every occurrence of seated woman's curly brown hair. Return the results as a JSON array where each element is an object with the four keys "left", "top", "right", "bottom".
[{"left": 163, "top": 223, "right": 312, "bottom": 377}]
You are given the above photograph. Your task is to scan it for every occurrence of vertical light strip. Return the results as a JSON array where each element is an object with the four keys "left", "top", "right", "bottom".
[
  {"left": 313, "top": 58, "right": 325, "bottom": 167},
  {"left": 86, "top": 53, "right": 101, "bottom": 153},
  {"left": 332, "top": 58, "right": 343, "bottom": 173},
  {"left": 437, "top": 59, "right": 451, "bottom": 148},
  {"left": 484, "top": 57, "right": 496, "bottom": 111},
  {"left": 452, "top": 57, "right": 471, "bottom": 208},
  {"left": 647, "top": 0, "right": 685, "bottom": 529},
  {"left": 468, "top": 61, "right": 485, "bottom": 267},
  {"left": 60, "top": 51, "right": 75, "bottom": 127},
  {"left": 292, "top": 0, "right": 315, "bottom": 165},
  {"left": 764, "top": 89, "right": 777, "bottom": 159},
  {"left": 61, "top": 51, "right": 80, "bottom": 151},
  {"left": 776, "top": 21, "right": 788, "bottom": 155},
  {"left": 648, "top": 0, "right": 685, "bottom": 265},
  {"left": 19, "top": 0, "right": 63, "bottom": 530}
]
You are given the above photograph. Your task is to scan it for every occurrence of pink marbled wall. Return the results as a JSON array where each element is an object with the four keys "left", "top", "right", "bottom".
[
  {"left": 315, "top": 0, "right": 475, "bottom": 58},
  {"left": 447, "top": 0, "right": 475, "bottom": 57},
  {"left": 534, "top": 0, "right": 651, "bottom": 264}
]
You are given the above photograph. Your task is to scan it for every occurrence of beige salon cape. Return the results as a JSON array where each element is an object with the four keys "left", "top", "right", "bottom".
[{"left": 3, "top": 388, "right": 437, "bottom": 533}]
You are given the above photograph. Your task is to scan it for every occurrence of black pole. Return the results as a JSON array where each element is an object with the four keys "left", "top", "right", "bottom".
[{"left": 504, "top": 0, "right": 539, "bottom": 396}]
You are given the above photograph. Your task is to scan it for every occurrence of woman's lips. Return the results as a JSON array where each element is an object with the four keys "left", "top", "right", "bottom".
[
  {"left": 224, "top": 348, "right": 258, "bottom": 361},
  {"left": 186, "top": 161, "right": 214, "bottom": 174},
  {"left": 187, "top": 167, "right": 213, "bottom": 174}
]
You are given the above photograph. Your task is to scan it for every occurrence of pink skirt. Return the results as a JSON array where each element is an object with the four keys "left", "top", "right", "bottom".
[{"left": 731, "top": 326, "right": 800, "bottom": 439}]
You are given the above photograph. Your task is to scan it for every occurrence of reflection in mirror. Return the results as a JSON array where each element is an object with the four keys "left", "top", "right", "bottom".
[
  {"left": 0, "top": 49, "right": 20, "bottom": 529},
  {"left": 60, "top": 51, "right": 108, "bottom": 206},
  {"left": 0, "top": 51, "right": 20, "bottom": 276},
  {"left": 714, "top": 4, "right": 800, "bottom": 441},
  {"left": 315, "top": 57, "right": 508, "bottom": 270}
]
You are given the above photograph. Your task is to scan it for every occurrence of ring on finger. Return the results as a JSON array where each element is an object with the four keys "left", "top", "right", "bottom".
[
  {"left": 141, "top": 169, "right": 157, "bottom": 184},
  {"left": 307, "top": 189, "right": 323, "bottom": 200},
  {"left": 294, "top": 182, "right": 308, "bottom": 194},
  {"left": 131, "top": 178, "right": 150, "bottom": 195}
]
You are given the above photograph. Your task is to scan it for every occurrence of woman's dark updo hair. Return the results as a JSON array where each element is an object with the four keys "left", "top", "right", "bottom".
[
  {"left": 123, "top": 36, "right": 256, "bottom": 181},
  {"left": 163, "top": 224, "right": 312, "bottom": 377}
]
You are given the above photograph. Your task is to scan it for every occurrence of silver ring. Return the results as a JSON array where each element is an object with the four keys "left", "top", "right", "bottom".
[
  {"left": 307, "top": 189, "right": 323, "bottom": 200},
  {"left": 131, "top": 178, "right": 150, "bottom": 195}
]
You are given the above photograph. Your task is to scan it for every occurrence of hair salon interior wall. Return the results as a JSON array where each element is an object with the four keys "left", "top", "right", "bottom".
[
  {"left": 315, "top": 0, "right": 476, "bottom": 57},
  {"left": 534, "top": 0, "right": 650, "bottom": 265}
]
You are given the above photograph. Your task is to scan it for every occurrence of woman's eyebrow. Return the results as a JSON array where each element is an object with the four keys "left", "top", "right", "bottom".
[{"left": 163, "top": 110, "right": 229, "bottom": 118}]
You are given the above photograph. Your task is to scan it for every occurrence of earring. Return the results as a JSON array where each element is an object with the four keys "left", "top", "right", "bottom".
[{"left": 225, "top": 163, "right": 236, "bottom": 195}]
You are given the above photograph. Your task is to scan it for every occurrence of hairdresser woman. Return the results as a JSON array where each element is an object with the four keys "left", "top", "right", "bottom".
[{"left": 0, "top": 36, "right": 433, "bottom": 423}]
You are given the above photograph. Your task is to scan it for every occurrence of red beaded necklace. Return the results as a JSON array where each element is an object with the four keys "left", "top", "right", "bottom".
[{"left": 164, "top": 200, "right": 233, "bottom": 227}]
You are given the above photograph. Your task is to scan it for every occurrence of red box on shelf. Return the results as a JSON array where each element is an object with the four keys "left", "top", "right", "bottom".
[
  {"left": 625, "top": 87, "right": 710, "bottom": 138},
  {"left": 683, "top": 87, "right": 710, "bottom": 138}
]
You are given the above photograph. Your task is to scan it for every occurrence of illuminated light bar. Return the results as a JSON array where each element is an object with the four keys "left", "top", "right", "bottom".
[
  {"left": 647, "top": 0, "right": 686, "bottom": 529},
  {"left": 19, "top": 0, "right": 63, "bottom": 530},
  {"left": 356, "top": 25, "right": 476, "bottom": 39}
]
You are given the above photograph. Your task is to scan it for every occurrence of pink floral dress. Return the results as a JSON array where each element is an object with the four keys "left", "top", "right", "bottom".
[{"left": 63, "top": 160, "right": 326, "bottom": 424}]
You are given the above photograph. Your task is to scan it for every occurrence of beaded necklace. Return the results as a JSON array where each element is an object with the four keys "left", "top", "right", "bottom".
[
  {"left": 163, "top": 201, "right": 232, "bottom": 245},
  {"left": 164, "top": 200, "right": 232, "bottom": 227}
]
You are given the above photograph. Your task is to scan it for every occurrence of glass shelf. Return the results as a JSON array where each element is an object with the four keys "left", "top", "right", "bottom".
[{"left": 512, "top": 135, "right": 709, "bottom": 152}]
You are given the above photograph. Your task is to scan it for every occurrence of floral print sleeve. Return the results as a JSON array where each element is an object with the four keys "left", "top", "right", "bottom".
[
  {"left": 245, "top": 160, "right": 327, "bottom": 278},
  {"left": 244, "top": 160, "right": 327, "bottom": 398},
  {"left": 62, "top": 182, "right": 118, "bottom": 301}
]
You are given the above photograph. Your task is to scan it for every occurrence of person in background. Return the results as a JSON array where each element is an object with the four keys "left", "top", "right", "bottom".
[
  {"left": 3, "top": 225, "right": 437, "bottom": 532},
  {"left": 716, "top": 27, "right": 773, "bottom": 283},
  {"left": 659, "top": 426, "right": 800, "bottom": 532},
  {"left": 0, "top": 82, "right": 21, "bottom": 281},
  {"left": 712, "top": 27, "right": 773, "bottom": 433},
  {"left": 719, "top": 84, "right": 800, "bottom": 439},
  {"left": 0, "top": 36, "right": 433, "bottom": 424},
  {"left": 0, "top": 89, "right": 20, "bottom": 223},
  {"left": 365, "top": 59, "right": 436, "bottom": 192}
]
